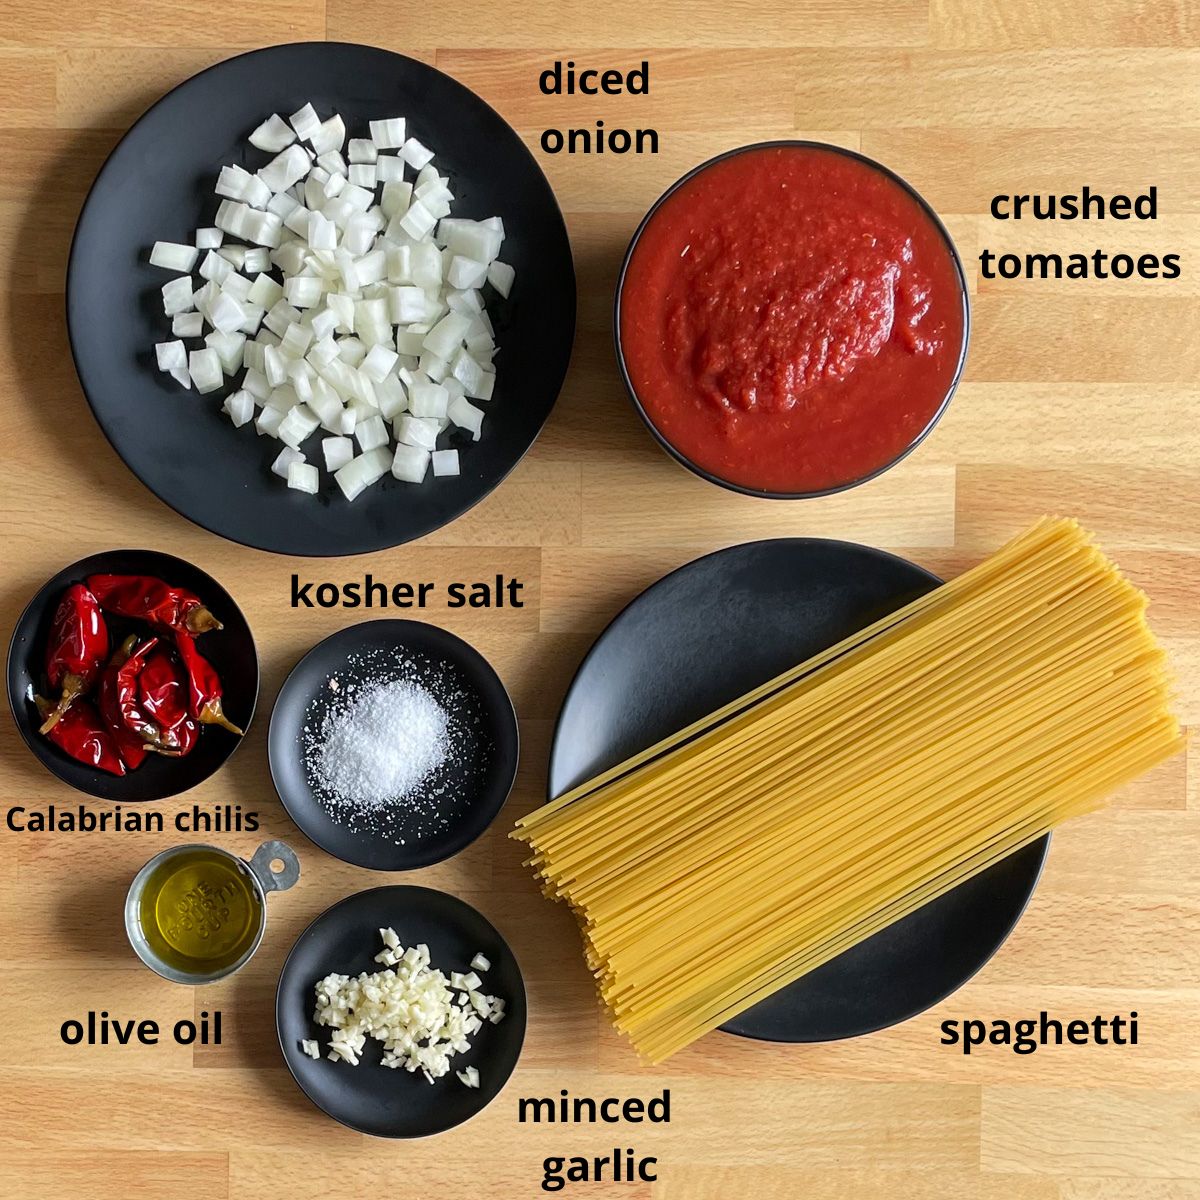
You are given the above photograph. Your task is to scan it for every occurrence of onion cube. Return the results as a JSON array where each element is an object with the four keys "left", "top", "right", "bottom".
[
  {"left": 322, "top": 171, "right": 346, "bottom": 199},
  {"left": 349, "top": 163, "right": 377, "bottom": 188},
  {"left": 160, "top": 277, "right": 193, "bottom": 319},
  {"left": 341, "top": 214, "right": 376, "bottom": 258},
  {"left": 283, "top": 204, "right": 311, "bottom": 238},
  {"left": 395, "top": 413, "right": 439, "bottom": 451},
  {"left": 264, "top": 344, "right": 289, "bottom": 387},
  {"left": 308, "top": 335, "right": 339, "bottom": 367},
  {"left": 473, "top": 370, "right": 495, "bottom": 402},
  {"left": 355, "top": 413, "right": 389, "bottom": 452},
  {"left": 290, "top": 102, "right": 321, "bottom": 141},
  {"left": 395, "top": 327, "right": 428, "bottom": 356},
  {"left": 391, "top": 443, "right": 429, "bottom": 484},
  {"left": 210, "top": 292, "right": 247, "bottom": 335},
  {"left": 250, "top": 112, "right": 296, "bottom": 152},
  {"left": 423, "top": 312, "right": 470, "bottom": 360},
  {"left": 243, "top": 246, "right": 272, "bottom": 273},
  {"left": 409, "top": 381, "right": 449, "bottom": 419},
  {"left": 344, "top": 138, "right": 375, "bottom": 165},
  {"left": 278, "top": 403, "right": 320, "bottom": 448},
  {"left": 375, "top": 373, "right": 408, "bottom": 419},
  {"left": 448, "top": 256, "right": 487, "bottom": 290},
  {"left": 243, "top": 368, "right": 270, "bottom": 400},
  {"left": 244, "top": 210, "right": 284, "bottom": 248},
  {"left": 264, "top": 300, "right": 301, "bottom": 338},
  {"left": 271, "top": 445, "right": 304, "bottom": 478},
  {"left": 400, "top": 137, "right": 434, "bottom": 169},
  {"left": 258, "top": 144, "right": 311, "bottom": 194},
  {"left": 171, "top": 312, "right": 204, "bottom": 338},
  {"left": 322, "top": 435, "right": 354, "bottom": 472},
  {"left": 335, "top": 447, "right": 391, "bottom": 501},
  {"left": 448, "top": 394, "right": 484, "bottom": 440},
  {"left": 287, "top": 460, "right": 320, "bottom": 494},
  {"left": 266, "top": 190, "right": 300, "bottom": 219},
  {"left": 360, "top": 343, "right": 399, "bottom": 383},
  {"left": 487, "top": 259, "right": 515, "bottom": 298},
  {"left": 222, "top": 389, "right": 255, "bottom": 427},
  {"left": 376, "top": 155, "right": 406, "bottom": 184},
  {"left": 306, "top": 211, "right": 336, "bottom": 251},
  {"left": 339, "top": 183, "right": 374, "bottom": 214},
  {"left": 410, "top": 242, "right": 442, "bottom": 288},
  {"left": 206, "top": 330, "right": 246, "bottom": 375},
  {"left": 199, "top": 249, "right": 233, "bottom": 285},
  {"left": 150, "top": 241, "right": 199, "bottom": 272},
  {"left": 188, "top": 348, "right": 223, "bottom": 394},
  {"left": 155, "top": 340, "right": 187, "bottom": 373},
  {"left": 431, "top": 448, "right": 460, "bottom": 477},
  {"left": 316, "top": 150, "right": 348, "bottom": 178},
  {"left": 256, "top": 405, "right": 284, "bottom": 437},
  {"left": 398, "top": 199, "right": 435, "bottom": 240},
  {"left": 195, "top": 227, "right": 222, "bottom": 249},
  {"left": 369, "top": 117, "right": 406, "bottom": 149},
  {"left": 248, "top": 273, "right": 284, "bottom": 308},
  {"left": 169, "top": 366, "right": 192, "bottom": 389},
  {"left": 279, "top": 323, "right": 315, "bottom": 359},
  {"left": 284, "top": 275, "right": 323, "bottom": 308},
  {"left": 311, "top": 114, "right": 346, "bottom": 155},
  {"left": 440, "top": 219, "right": 503, "bottom": 264}
]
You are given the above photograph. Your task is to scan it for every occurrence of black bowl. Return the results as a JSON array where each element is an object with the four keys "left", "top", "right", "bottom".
[
  {"left": 613, "top": 140, "right": 970, "bottom": 499},
  {"left": 6, "top": 549, "right": 258, "bottom": 802},
  {"left": 67, "top": 41, "right": 576, "bottom": 556},
  {"left": 277, "top": 885, "right": 527, "bottom": 1137},
  {"left": 268, "top": 620, "right": 518, "bottom": 870}
]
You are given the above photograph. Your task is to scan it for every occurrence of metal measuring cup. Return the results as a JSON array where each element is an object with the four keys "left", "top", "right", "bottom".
[{"left": 125, "top": 839, "right": 300, "bottom": 985}]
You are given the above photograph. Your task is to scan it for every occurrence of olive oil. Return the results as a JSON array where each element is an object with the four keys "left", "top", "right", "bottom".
[{"left": 137, "top": 847, "right": 261, "bottom": 974}]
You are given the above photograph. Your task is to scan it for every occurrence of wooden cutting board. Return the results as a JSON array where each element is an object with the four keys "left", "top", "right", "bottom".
[{"left": 1, "top": 2, "right": 1197, "bottom": 1197}]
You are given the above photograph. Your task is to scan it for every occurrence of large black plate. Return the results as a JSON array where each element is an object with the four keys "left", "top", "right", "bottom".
[
  {"left": 67, "top": 42, "right": 576, "bottom": 556},
  {"left": 269, "top": 620, "right": 518, "bottom": 870},
  {"left": 6, "top": 549, "right": 257, "bottom": 802},
  {"left": 277, "top": 886, "right": 526, "bottom": 1137},
  {"left": 547, "top": 539, "right": 1048, "bottom": 1043}
]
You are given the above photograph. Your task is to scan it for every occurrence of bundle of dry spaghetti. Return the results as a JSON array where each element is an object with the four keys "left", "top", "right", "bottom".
[{"left": 513, "top": 518, "right": 1183, "bottom": 1063}]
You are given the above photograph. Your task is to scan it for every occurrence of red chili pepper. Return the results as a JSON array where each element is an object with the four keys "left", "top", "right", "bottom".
[
  {"left": 139, "top": 647, "right": 188, "bottom": 731},
  {"left": 34, "top": 694, "right": 126, "bottom": 776},
  {"left": 86, "top": 574, "right": 223, "bottom": 635},
  {"left": 115, "top": 636, "right": 181, "bottom": 750},
  {"left": 96, "top": 657, "right": 151, "bottom": 770},
  {"left": 152, "top": 713, "right": 199, "bottom": 758},
  {"left": 174, "top": 632, "right": 243, "bottom": 736},
  {"left": 39, "top": 584, "right": 110, "bottom": 735}
]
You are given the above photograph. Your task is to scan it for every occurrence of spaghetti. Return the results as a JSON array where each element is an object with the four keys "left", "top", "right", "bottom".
[{"left": 513, "top": 519, "right": 1184, "bottom": 1063}]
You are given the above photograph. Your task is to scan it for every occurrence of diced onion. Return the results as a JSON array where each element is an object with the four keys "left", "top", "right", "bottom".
[{"left": 149, "top": 104, "right": 512, "bottom": 500}]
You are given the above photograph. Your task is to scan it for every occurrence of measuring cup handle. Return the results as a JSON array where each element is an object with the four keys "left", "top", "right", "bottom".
[{"left": 248, "top": 840, "right": 301, "bottom": 895}]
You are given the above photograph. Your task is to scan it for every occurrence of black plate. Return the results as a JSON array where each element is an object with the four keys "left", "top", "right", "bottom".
[
  {"left": 6, "top": 549, "right": 258, "bottom": 802},
  {"left": 67, "top": 42, "right": 576, "bottom": 556},
  {"left": 547, "top": 539, "right": 1048, "bottom": 1043},
  {"left": 269, "top": 620, "right": 518, "bottom": 870},
  {"left": 277, "top": 885, "right": 526, "bottom": 1137}
]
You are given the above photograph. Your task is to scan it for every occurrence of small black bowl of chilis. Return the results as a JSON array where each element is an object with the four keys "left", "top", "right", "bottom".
[{"left": 7, "top": 549, "right": 258, "bottom": 802}]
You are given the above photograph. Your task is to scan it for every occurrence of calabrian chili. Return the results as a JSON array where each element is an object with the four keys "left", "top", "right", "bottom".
[
  {"left": 34, "top": 694, "right": 125, "bottom": 776},
  {"left": 87, "top": 574, "right": 223, "bottom": 635},
  {"left": 96, "top": 655, "right": 151, "bottom": 770},
  {"left": 39, "top": 584, "right": 109, "bottom": 735},
  {"left": 115, "top": 636, "right": 181, "bottom": 750},
  {"left": 174, "top": 632, "right": 243, "bottom": 735}
]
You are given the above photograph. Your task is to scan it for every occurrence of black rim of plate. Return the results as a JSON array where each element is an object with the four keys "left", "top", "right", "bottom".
[
  {"left": 276, "top": 885, "right": 527, "bottom": 1137},
  {"left": 613, "top": 140, "right": 972, "bottom": 500},
  {"left": 546, "top": 538, "right": 1049, "bottom": 1044},
  {"left": 66, "top": 41, "right": 576, "bottom": 556},
  {"left": 5, "top": 548, "right": 258, "bottom": 802},
  {"left": 268, "top": 619, "right": 519, "bottom": 870}
]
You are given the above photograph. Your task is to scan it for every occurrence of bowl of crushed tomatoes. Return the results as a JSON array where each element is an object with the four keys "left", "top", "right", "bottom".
[
  {"left": 6, "top": 549, "right": 258, "bottom": 801},
  {"left": 615, "top": 141, "right": 970, "bottom": 498}
]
